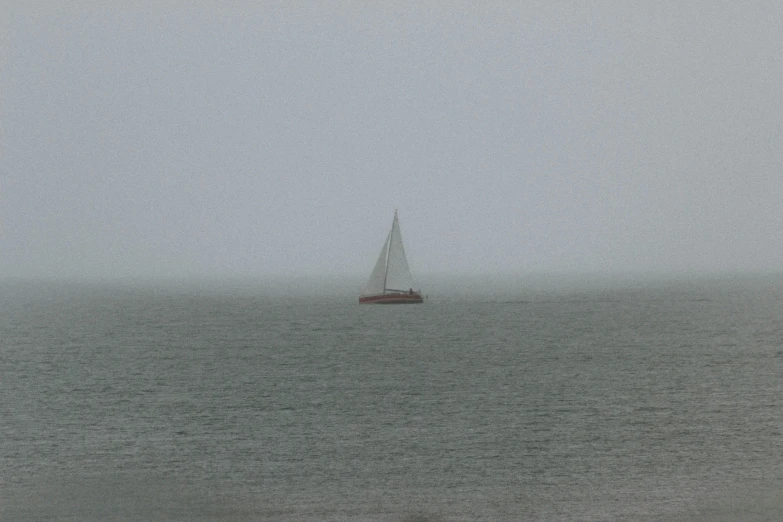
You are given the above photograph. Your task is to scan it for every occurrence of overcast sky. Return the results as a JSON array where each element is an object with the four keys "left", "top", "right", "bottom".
[{"left": 2, "top": 2, "right": 782, "bottom": 280}]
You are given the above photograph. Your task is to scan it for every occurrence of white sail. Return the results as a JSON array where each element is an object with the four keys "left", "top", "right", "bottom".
[
  {"left": 364, "top": 230, "right": 390, "bottom": 295},
  {"left": 384, "top": 213, "right": 414, "bottom": 292},
  {"left": 363, "top": 211, "right": 416, "bottom": 296}
]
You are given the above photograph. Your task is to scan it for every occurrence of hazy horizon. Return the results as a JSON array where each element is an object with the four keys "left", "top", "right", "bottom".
[
  {"left": 3, "top": 3, "right": 783, "bottom": 280},
  {"left": 4, "top": 270, "right": 782, "bottom": 302}
]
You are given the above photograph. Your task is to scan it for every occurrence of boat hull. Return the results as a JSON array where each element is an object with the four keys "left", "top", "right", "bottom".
[{"left": 359, "top": 292, "right": 423, "bottom": 304}]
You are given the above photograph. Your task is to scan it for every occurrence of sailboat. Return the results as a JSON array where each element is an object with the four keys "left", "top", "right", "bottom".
[{"left": 359, "top": 210, "right": 424, "bottom": 304}]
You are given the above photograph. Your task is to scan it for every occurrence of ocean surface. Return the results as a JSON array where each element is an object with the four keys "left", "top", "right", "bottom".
[{"left": 3, "top": 276, "right": 783, "bottom": 521}]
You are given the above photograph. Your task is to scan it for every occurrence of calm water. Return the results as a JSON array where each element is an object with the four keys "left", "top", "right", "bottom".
[{"left": 3, "top": 277, "right": 783, "bottom": 521}]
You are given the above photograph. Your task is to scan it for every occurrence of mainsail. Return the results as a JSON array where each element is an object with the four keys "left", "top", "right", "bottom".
[
  {"left": 363, "top": 211, "right": 415, "bottom": 295},
  {"left": 364, "top": 230, "right": 390, "bottom": 296}
]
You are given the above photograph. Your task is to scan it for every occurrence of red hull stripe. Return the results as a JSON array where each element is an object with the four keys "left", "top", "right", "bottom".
[{"left": 359, "top": 293, "right": 423, "bottom": 304}]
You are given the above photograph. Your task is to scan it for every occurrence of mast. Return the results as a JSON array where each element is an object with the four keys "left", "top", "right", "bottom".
[{"left": 381, "top": 210, "right": 396, "bottom": 293}]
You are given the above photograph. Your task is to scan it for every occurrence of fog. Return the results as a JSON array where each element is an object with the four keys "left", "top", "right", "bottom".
[{"left": 2, "top": 2, "right": 782, "bottom": 282}]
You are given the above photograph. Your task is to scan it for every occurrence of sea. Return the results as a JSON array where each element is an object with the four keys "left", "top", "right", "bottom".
[{"left": 3, "top": 275, "right": 783, "bottom": 521}]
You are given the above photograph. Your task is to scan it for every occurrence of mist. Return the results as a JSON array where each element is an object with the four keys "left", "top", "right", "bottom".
[{"left": 2, "top": 2, "right": 782, "bottom": 282}]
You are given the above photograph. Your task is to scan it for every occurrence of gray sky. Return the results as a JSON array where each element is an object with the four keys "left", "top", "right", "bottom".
[{"left": 2, "top": 2, "right": 783, "bottom": 280}]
